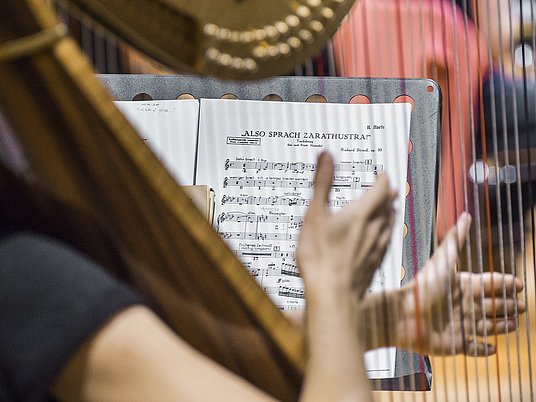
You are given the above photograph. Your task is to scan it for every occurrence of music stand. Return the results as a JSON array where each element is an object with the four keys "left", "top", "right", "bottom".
[{"left": 99, "top": 74, "right": 441, "bottom": 391}]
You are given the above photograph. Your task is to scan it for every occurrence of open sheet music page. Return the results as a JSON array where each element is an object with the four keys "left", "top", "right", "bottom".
[
  {"left": 115, "top": 99, "right": 199, "bottom": 185},
  {"left": 196, "top": 98, "right": 411, "bottom": 379}
]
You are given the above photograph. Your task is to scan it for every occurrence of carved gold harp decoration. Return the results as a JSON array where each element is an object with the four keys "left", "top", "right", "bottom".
[{"left": 0, "top": 0, "right": 535, "bottom": 401}]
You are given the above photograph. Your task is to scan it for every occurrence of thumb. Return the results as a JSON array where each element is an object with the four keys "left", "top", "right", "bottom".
[{"left": 416, "top": 212, "right": 472, "bottom": 298}]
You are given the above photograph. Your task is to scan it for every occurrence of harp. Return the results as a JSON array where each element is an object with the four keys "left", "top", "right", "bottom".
[{"left": 0, "top": 1, "right": 535, "bottom": 402}]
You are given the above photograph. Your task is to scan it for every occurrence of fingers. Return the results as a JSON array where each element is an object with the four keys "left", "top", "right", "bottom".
[
  {"left": 461, "top": 271, "right": 526, "bottom": 320},
  {"left": 341, "top": 173, "right": 395, "bottom": 221},
  {"left": 465, "top": 341, "right": 497, "bottom": 357},
  {"left": 351, "top": 209, "right": 395, "bottom": 289},
  {"left": 475, "top": 318, "right": 517, "bottom": 336},
  {"left": 465, "top": 272, "right": 524, "bottom": 297},
  {"left": 482, "top": 297, "right": 526, "bottom": 316},
  {"left": 464, "top": 296, "right": 525, "bottom": 320},
  {"left": 309, "top": 152, "right": 334, "bottom": 217}
]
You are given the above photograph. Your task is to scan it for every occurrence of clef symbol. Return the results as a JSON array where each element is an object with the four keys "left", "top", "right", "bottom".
[
  {"left": 225, "top": 159, "right": 230, "bottom": 170},
  {"left": 223, "top": 177, "right": 228, "bottom": 188},
  {"left": 217, "top": 212, "right": 227, "bottom": 225}
]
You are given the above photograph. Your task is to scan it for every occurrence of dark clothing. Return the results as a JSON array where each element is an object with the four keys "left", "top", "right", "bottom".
[{"left": 0, "top": 230, "right": 142, "bottom": 402}]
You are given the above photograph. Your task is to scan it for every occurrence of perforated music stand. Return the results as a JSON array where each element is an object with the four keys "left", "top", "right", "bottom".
[{"left": 99, "top": 74, "right": 441, "bottom": 391}]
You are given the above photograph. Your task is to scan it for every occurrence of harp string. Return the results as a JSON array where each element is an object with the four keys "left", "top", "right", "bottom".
[
  {"left": 447, "top": 2, "right": 476, "bottom": 401},
  {"left": 496, "top": 1, "right": 517, "bottom": 398},
  {"left": 526, "top": 0, "right": 536, "bottom": 353},
  {"left": 504, "top": 1, "right": 524, "bottom": 398},
  {"left": 424, "top": 3, "right": 446, "bottom": 400},
  {"left": 481, "top": 1, "right": 504, "bottom": 399},
  {"left": 522, "top": 0, "right": 536, "bottom": 399},
  {"left": 460, "top": 1, "right": 487, "bottom": 401},
  {"left": 441, "top": 1, "right": 480, "bottom": 400},
  {"left": 473, "top": 1, "right": 496, "bottom": 397},
  {"left": 462, "top": 0, "right": 484, "bottom": 368},
  {"left": 473, "top": 0, "right": 493, "bottom": 400},
  {"left": 403, "top": 1, "right": 430, "bottom": 394},
  {"left": 438, "top": 0, "right": 459, "bottom": 389}
]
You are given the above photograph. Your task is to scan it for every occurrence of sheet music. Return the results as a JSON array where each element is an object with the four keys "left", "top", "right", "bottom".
[
  {"left": 196, "top": 99, "right": 411, "bottom": 379},
  {"left": 115, "top": 99, "right": 199, "bottom": 185}
]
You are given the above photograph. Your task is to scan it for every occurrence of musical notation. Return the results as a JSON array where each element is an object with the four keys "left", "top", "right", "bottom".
[
  {"left": 224, "top": 159, "right": 383, "bottom": 174},
  {"left": 221, "top": 195, "right": 351, "bottom": 207},
  {"left": 222, "top": 195, "right": 309, "bottom": 206},
  {"left": 224, "top": 177, "right": 313, "bottom": 189},
  {"left": 221, "top": 231, "right": 299, "bottom": 241},
  {"left": 223, "top": 176, "right": 371, "bottom": 190},
  {"left": 247, "top": 262, "right": 300, "bottom": 278},
  {"left": 263, "top": 285, "right": 305, "bottom": 299},
  {"left": 217, "top": 211, "right": 303, "bottom": 225}
]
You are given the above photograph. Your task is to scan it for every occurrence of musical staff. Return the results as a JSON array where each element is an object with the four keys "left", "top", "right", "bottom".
[
  {"left": 221, "top": 231, "right": 299, "bottom": 241},
  {"left": 223, "top": 176, "right": 370, "bottom": 190},
  {"left": 221, "top": 195, "right": 351, "bottom": 207},
  {"left": 262, "top": 285, "right": 305, "bottom": 299},
  {"left": 224, "top": 159, "right": 383, "bottom": 174},
  {"left": 280, "top": 262, "right": 300, "bottom": 277},
  {"left": 247, "top": 262, "right": 300, "bottom": 278},
  {"left": 217, "top": 211, "right": 303, "bottom": 225},
  {"left": 224, "top": 177, "right": 313, "bottom": 189}
]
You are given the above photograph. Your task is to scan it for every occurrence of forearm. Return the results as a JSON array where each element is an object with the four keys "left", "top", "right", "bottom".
[
  {"left": 52, "top": 306, "right": 276, "bottom": 402},
  {"left": 52, "top": 303, "right": 372, "bottom": 402},
  {"left": 300, "top": 287, "right": 372, "bottom": 402}
]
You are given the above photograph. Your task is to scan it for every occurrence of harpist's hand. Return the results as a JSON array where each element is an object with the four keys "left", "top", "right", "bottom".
[
  {"left": 297, "top": 151, "right": 396, "bottom": 299},
  {"left": 368, "top": 213, "right": 526, "bottom": 356},
  {"left": 296, "top": 151, "right": 394, "bottom": 402}
]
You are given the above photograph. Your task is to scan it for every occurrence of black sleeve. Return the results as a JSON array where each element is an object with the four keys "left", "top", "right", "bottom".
[{"left": 0, "top": 231, "right": 143, "bottom": 402}]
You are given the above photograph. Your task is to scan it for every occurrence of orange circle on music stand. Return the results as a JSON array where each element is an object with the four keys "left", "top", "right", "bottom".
[
  {"left": 263, "top": 94, "right": 283, "bottom": 101},
  {"left": 394, "top": 95, "right": 415, "bottom": 111},
  {"left": 132, "top": 93, "right": 153, "bottom": 101},
  {"left": 306, "top": 94, "right": 327, "bottom": 103},
  {"left": 177, "top": 93, "right": 195, "bottom": 100},
  {"left": 221, "top": 93, "right": 238, "bottom": 100},
  {"left": 349, "top": 94, "right": 371, "bottom": 104}
]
